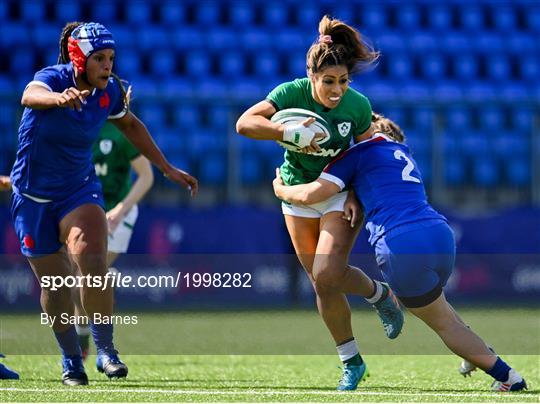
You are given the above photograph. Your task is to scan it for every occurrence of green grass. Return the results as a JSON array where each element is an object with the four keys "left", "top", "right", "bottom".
[{"left": 0, "top": 309, "right": 538, "bottom": 402}]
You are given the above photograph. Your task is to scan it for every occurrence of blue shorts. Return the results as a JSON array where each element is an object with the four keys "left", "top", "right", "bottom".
[
  {"left": 375, "top": 220, "right": 456, "bottom": 308},
  {"left": 11, "top": 182, "right": 104, "bottom": 257}
]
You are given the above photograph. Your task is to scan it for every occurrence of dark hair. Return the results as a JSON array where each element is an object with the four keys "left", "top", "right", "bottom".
[
  {"left": 58, "top": 21, "right": 129, "bottom": 111},
  {"left": 306, "top": 15, "right": 379, "bottom": 75},
  {"left": 372, "top": 112, "right": 405, "bottom": 143}
]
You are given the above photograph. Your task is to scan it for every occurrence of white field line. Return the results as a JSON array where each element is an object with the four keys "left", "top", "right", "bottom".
[{"left": 0, "top": 387, "right": 536, "bottom": 400}]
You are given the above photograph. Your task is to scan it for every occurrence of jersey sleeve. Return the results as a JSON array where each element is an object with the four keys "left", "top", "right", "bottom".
[
  {"left": 319, "top": 149, "right": 359, "bottom": 191},
  {"left": 107, "top": 78, "right": 128, "bottom": 120},
  {"left": 123, "top": 136, "right": 141, "bottom": 161},
  {"left": 351, "top": 90, "right": 372, "bottom": 135},
  {"left": 27, "top": 66, "right": 63, "bottom": 92},
  {"left": 266, "top": 80, "right": 302, "bottom": 111}
]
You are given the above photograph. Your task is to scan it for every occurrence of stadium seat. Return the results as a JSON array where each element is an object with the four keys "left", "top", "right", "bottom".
[
  {"left": 432, "top": 82, "right": 464, "bottom": 103},
  {"left": 125, "top": 1, "right": 151, "bottom": 25},
  {"left": 195, "top": 3, "right": 221, "bottom": 25},
  {"left": 399, "top": 81, "right": 431, "bottom": 103},
  {"left": 412, "top": 107, "right": 435, "bottom": 131},
  {"left": 159, "top": 1, "right": 186, "bottom": 25},
  {"left": 0, "top": 23, "right": 29, "bottom": 48},
  {"left": 362, "top": 5, "right": 387, "bottom": 30},
  {"left": 473, "top": 158, "right": 498, "bottom": 187},
  {"left": 185, "top": 131, "right": 226, "bottom": 156},
  {"left": 405, "top": 130, "right": 430, "bottom": 156},
  {"left": 465, "top": 83, "right": 497, "bottom": 102},
  {"left": 387, "top": 53, "right": 413, "bottom": 79},
  {"left": 525, "top": 6, "right": 540, "bottom": 32},
  {"left": 172, "top": 28, "right": 204, "bottom": 50},
  {"left": 427, "top": 5, "right": 453, "bottom": 30},
  {"left": 129, "top": 76, "right": 160, "bottom": 98},
  {"left": 239, "top": 29, "right": 272, "bottom": 51},
  {"left": 498, "top": 83, "right": 530, "bottom": 103},
  {"left": 10, "top": 49, "right": 35, "bottom": 76},
  {"left": 219, "top": 52, "right": 245, "bottom": 77},
  {"left": 205, "top": 28, "right": 237, "bottom": 51},
  {"left": 207, "top": 105, "right": 230, "bottom": 130},
  {"left": 173, "top": 105, "right": 202, "bottom": 129},
  {"left": 253, "top": 53, "right": 280, "bottom": 78},
  {"left": 153, "top": 130, "right": 184, "bottom": 155},
  {"left": 228, "top": 2, "right": 255, "bottom": 26},
  {"left": 0, "top": 1, "right": 8, "bottom": 21},
  {"left": 262, "top": 3, "right": 289, "bottom": 27},
  {"left": 506, "top": 159, "right": 531, "bottom": 186},
  {"left": 485, "top": 56, "right": 511, "bottom": 81},
  {"left": 453, "top": 54, "right": 478, "bottom": 81},
  {"left": 519, "top": 57, "right": 539, "bottom": 82},
  {"left": 395, "top": 4, "right": 421, "bottom": 29},
  {"left": 287, "top": 54, "right": 307, "bottom": 77},
  {"left": 137, "top": 104, "right": 166, "bottom": 133},
  {"left": 492, "top": 132, "right": 530, "bottom": 160},
  {"left": 444, "top": 154, "right": 467, "bottom": 186},
  {"left": 459, "top": 5, "right": 485, "bottom": 30},
  {"left": 473, "top": 33, "right": 504, "bottom": 55},
  {"left": 136, "top": 26, "right": 167, "bottom": 52},
  {"left": 184, "top": 52, "right": 212, "bottom": 76},
  {"left": 240, "top": 154, "right": 263, "bottom": 185},
  {"left": 91, "top": 2, "right": 117, "bottom": 24},
  {"left": 479, "top": 107, "right": 505, "bottom": 131},
  {"left": 54, "top": 1, "right": 81, "bottom": 23},
  {"left": 20, "top": 0, "right": 45, "bottom": 22},
  {"left": 228, "top": 79, "right": 264, "bottom": 102},
  {"left": 440, "top": 32, "right": 471, "bottom": 54},
  {"left": 375, "top": 33, "right": 406, "bottom": 53},
  {"left": 412, "top": 153, "right": 432, "bottom": 184},
  {"left": 274, "top": 30, "right": 306, "bottom": 52},
  {"left": 510, "top": 107, "right": 533, "bottom": 132},
  {"left": 491, "top": 5, "right": 517, "bottom": 31},
  {"left": 199, "top": 153, "right": 227, "bottom": 185},
  {"left": 408, "top": 33, "right": 437, "bottom": 54},
  {"left": 149, "top": 51, "right": 176, "bottom": 77},
  {"left": 421, "top": 54, "right": 446, "bottom": 81},
  {"left": 506, "top": 32, "right": 536, "bottom": 55},
  {"left": 31, "top": 23, "right": 61, "bottom": 51},
  {"left": 159, "top": 78, "right": 194, "bottom": 99},
  {"left": 294, "top": 4, "right": 320, "bottom": 28},
  {"left": 118, "top": 52, "right": 142, "bottom": 76},
  {"left": 0, "top": 75, "right": 14, "bottom": 96},
  {"left": 195, "top": 79, "right": 229, "bottom": 100}
]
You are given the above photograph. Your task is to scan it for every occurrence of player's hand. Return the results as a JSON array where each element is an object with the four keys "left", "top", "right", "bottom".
[
  {"left": 125, "top": 85, "right": 133, "bottom": 107},
  {"left": 283, "top": 118, "right": 317, "bottom": 148},
  {"left": 272, "top": 168, "right": 286, "bottom": 199},
  {"left": 106, "top": 204, "right": 126, "bottom": 234},
  {"left": 56, "top": 87, "right": 90, "bottom": 111},
  {"left": 163, "top": 166, "right": 198, "bottom": 197},
  {"left": 299, "top": 133, "right": 325, "bottom": 154},
  {"left": 343, "top": 191, "right": 362, "bottom": 228},
  {"left": 0, "top": 175, "right": 11, "bottom": 191}
]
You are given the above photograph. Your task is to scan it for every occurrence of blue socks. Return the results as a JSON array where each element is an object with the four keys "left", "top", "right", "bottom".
[
  {"left": 486, "top": 357, "right": 511, "bottom": 382},
  {"left": 90, "top": 323, "right": 114, "bottom": 355},
  {"left": 53, "top": 326, "right": 82, "bottom": 357}
]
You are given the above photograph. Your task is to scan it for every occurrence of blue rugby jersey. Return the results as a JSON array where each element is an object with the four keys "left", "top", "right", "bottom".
[
  {"left": 321, "top": 134, "right": 446, "bottom": 246},
  {"left": 11, "top": 63, "right": 126, "bottom": 200}
]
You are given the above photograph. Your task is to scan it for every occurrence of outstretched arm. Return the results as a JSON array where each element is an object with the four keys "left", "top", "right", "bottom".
[
  {"left": 112, "top": 111, "right": 197, "bottom": 197},
  {"left": 272, "top": 169, "right": 340, "bottom": 205}
]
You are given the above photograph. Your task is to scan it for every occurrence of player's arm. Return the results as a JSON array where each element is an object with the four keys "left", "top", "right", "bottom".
[
  {"left": 273, "top": 169, "right": 340, "bottom": 205},
  {"left": 236, "top": 101, "right": 321, "bottom": 151},
  {"left": 21, "top": 85, "right": 89, "bottom": 111},
  {"left": 106, "top": 156, "right": 154, "bottom": 233},
  {"left": 112, "top": 111, "right": 197, "bottom": 196},
  {"left": 353, "top": 123, "right": 374, "bottom": 143}
]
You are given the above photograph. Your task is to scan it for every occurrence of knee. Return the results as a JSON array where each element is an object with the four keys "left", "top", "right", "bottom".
[
  {"left": 67, "top": 227, "right": 106, "bottom": 257},
  {"left": 313, "top": 269, "right": 343, "bottom": 294}
]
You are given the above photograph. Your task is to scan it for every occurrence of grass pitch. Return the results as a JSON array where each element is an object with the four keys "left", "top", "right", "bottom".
[{"left": 0, "top": 309, "right": 538, "bottom": 402}]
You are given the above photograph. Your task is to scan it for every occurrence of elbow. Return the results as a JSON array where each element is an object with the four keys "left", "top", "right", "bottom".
[
  {"left": 21, "top": 93, "right": 31, "bottom": 108},
  {"left": 235, "top": 119, "right": 247, "bottom": 136},
  {"left": 299, "top": 191, "right": 313, "bottom": 205}
]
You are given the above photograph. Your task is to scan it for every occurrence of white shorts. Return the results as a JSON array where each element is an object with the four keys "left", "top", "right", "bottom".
[
  {"left": 107, "top": 205, "right": 139, "bottom": 253},
  {"left": 281, "top": 191, "right": 347, "bottom": 218}
]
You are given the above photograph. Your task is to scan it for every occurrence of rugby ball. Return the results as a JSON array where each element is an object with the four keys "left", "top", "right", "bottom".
[{"left": 271, "top": 108, "right": 331, "bottom": 153}]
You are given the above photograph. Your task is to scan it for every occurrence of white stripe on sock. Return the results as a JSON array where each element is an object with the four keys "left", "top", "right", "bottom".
[
  {"left": 336, "top": 339, "right": 359, "bottom": 362},
  {"left": 365, "top": 281, "right": 384, "bottom": 304}
]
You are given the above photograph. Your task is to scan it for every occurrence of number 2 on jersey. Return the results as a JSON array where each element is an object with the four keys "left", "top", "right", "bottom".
[{"left": 394, "top": 150, "right": 421, "bottom": 183}]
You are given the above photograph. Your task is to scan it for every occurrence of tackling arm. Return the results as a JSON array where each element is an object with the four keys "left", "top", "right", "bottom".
[{"left": 272, "top": 169, "right": 340, "bottom": 205}]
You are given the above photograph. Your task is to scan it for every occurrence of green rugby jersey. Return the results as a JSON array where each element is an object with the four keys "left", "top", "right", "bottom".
[
  {"left": 267, "top": 77, "right": 372, "bottom": 185},
  {"left": 92, "top": 122, "right": 140, "bottom": 211}
]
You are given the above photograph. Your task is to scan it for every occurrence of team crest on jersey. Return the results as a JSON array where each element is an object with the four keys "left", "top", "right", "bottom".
[
  {"left": 337, "top": 122, "right": 351, "bottom": 137},
  {"left": 99, "top": 139, "right": 113, "bottom": 154}
]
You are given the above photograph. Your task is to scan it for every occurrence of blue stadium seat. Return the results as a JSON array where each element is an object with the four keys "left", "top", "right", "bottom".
[
  {"left": 219, "top": 52, "right": 245, "bottom": 76},
  {"left": 375, "top": 33, "right": 406, "bottom": 53},
  {"left": 421, "top": 54, "right": 446, "bottom": 80},
  {"left": 444, "top": 154, "right": 467, "bottom": 186},
  {"left": 525, "top": 6, "right": 540, "bottom": 32},
  {"left": 253, "top": 54, "right": 280, "bottom": 78},
  {"left": 459, "top": 5, "right": 485, "bottom": 30},
  {"left": 237, "top": 134, "right": 257, "bottom": 153},
  {"left": 159, "top": 78, "right": 194, "bottom": 99},
  {"left": 510, "top": 108, "right": 533, "bottom": 132},
  {"left": 395, "top": 4, "right": 420, "bottom": 29},
  {"left": 432, "top": 82, "right": 464, "bottom": 103},
  {"left": 240, "top": 154, "right": 262, "bottom": 185},
  {"left": 239, "top": 29, "right": 272, "bottom": 51},
  {"left": 295, "top": 4, "right": 320, "bottom": 28},
  {"left": 199, "top": 153, "right": 226, "bottom": 185},
  {"left": 136, "top": 26, "right": 167, "bottom": 52},
  {"left": 485, "top": 56, "right": 511, "bottom": 81},
  {"left": 491, "top": 5, "right": 517, "bottom": 31},
  {"left": 519, "top": 57, "right": 539, "bottom": 81},
  {"left": 408, "top": 33, "right": 437, "bottom": 53},
  {"left": 387, "top": 53, "right": 413, "bottom": 79},
  {"left": 195, "top": 3, "right": 221, "bottom": 25},
  {"left": 473, "top": 158, "right": 498, "bottom": 187},
  {"left": 0, "top": 23, "right": 29, "bottom": 48},
  {"left": 440, "top": 32, "right": 471, "bottom": 54},
  {"left": 479, "top": 107, "right": 505, "bottom": 131},
  {"left": 262, "top": 3, "right": 289, "bottom": 27},
  {"left": 412, "top": 154, "right": 431, "bottom": 184},
  {"left": 506, "top": 32, "right": 536, "bottom": 55},
  {"left": 153, "top": 130, "right": 184, "bottom": 155},
  {"left": 474, "top": 33, "right": 504, "bottom": 54},
  {"left": 167, "top": 154, "right": 192, "bottom": 175},
  {"left": 159, "top": 1, "right": 186, "bottom": 25},
  {"left": 362, "top": 5, "right": 387, "bottom": 30},
  {"left": 11, "top": 49, "right": 35, "bottom": 75},
  {"left": 137, "top": 104, "right": 166, "bottom": 133},
  {"left": 172, "top": 28, "right": 204, "bottom": 50},
  {"left": 118, "top": 52, "right": 142, "bottom": 76},
  {"left": 412, "top": 107, "right": 435, "bottom": 131},
  {"left": 0, "top": 1, "right": 8, "bottom": 21},
  {"left": 129, "top": 76, "right": 160, "bottom": 98},
  {"left": 185, "top": 131, "right": 226, "bottom": 155},
  {"left": 125, "top": 1, "right": 151, "bottom": 25},
  {"left": 275, "top": 30, "right": 306, "bottom": 52},
  {"left": 184, "top": 52, "right": 212, "bottom": 76},
  {"left": 427, "top": 5, "right": 453, "bottom": 30},
  {"left": 20, "top": 0, "right": 45, "bottom": 22},
  {"left": 287, "top": 54, "right": 307, "bottom": 77},
  {"left": 195, "top": 79, "right": 229, "bottom": 100},
  {"left": 381, "top": 107, "right": 405, "bottom": 127},
  {"left": 106, "top": 24, "right": 131, "bottom": 49},
  {"left": 149, "top": 51, "right": 176, "bottom": 77},
  {"left": 91, "top": 2, "right": 117, "bottom": 24},
  {"left": 399, "top": 81, "right": 431, "bottom": 102},
  {"left": 491, "top": 131, "right": 530, "bottom": 159},
  {"left": 207, "top": 105, "right": 230, "bottom": 130},
  {"left": 464, "top": 83, "right": 497, "bottom": 102},
  {"left": 405, "top": 131, "right": 430, "bottom": 156},
  {"left": 206, "top": 28, "right": 237, "bottom": 51},
  {"left": 453, "top": 54, "right": 478, "bottom": 81},
  {"left": 229, "top": 2, "right": 255, "bottom": 26},
  {"left": 462, "top": 131, "right": 490, "bottom": 157},
  {"left": 506, "top": 159, "right": 531, "bottom": 186},
  {"left": 498, "top": 83, "right": 529, "bottom": 103},
  {"left": 173, "top": 105, "right": 201, "bottom": 129},
  {"left": 361, "top": 82, "right": 398, "bottom": 103},
  {"left": 228, "top": 80, "right": 264, "bottom": 101},
  {"left": 55, "top": 1, "right": 81, "bottom": 23},
  {"left": 44, "top": 49, "right": 60, "bottom": 66},
  {"left": 31, "top": 23, "right": 61, "bottom": 51},
  {"left": 0, "top": 74, "right": 14, "bottom": 96}
]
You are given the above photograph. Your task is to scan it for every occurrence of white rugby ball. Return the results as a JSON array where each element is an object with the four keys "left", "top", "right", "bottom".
[{"left": 270, "top": 108, "right": 331, "bottom": 153}]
